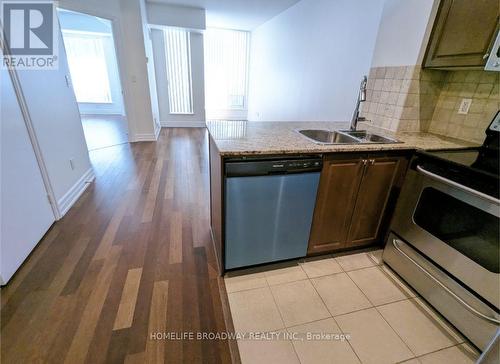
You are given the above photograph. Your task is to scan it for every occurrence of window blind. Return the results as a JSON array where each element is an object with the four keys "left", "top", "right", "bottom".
[
  {"left": 164, "top": 28, "right": 193, "bottom": 114},
  {"left": 204, "top": 28, "right": 250, "bottom": 111}
]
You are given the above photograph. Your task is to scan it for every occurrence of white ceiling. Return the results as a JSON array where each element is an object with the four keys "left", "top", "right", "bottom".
[{"left": 147, "top": 0, "right": 301, "bottom": 30}]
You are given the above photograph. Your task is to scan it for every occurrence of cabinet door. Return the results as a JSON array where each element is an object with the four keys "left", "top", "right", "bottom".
[
  {"left": 308, "top": 157, "right": 364, "bottom": 254},
  {"left": 346, "top": 156, "right": 405, "bottom": 247},
  {"left": 424, "top": 0, "right": 499, "bottom": 68}
]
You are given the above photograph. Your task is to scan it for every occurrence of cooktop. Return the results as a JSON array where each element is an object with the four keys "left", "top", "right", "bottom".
[{"left": 416, "top": 110, "right": 500, "bottom": 198}]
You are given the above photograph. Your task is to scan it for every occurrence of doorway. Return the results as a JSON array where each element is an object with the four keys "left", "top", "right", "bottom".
[{"left": 57, "top": 9, "right": 128, "bottom": 151}]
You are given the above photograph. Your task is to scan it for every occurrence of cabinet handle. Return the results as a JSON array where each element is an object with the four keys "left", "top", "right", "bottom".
[
  {"left": 362, "top": 159, "right": 368, "bottom": 166},
  {"left": 483, "top": 52, "right": 490, "bottom": 59},
  {"left": 369, "top": 159, "right": 375, "bottom": 165}
]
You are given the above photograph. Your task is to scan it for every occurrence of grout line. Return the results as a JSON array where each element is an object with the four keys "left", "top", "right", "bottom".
[
  {"left": 305, "top": 272, "right": 364, "bottom": 363},
  {"left": 331, "top": 315, "right": 364, "bottom": 364},
  {"left": 374, "top": 304, "right": 419, "bottom": 359},
  {"left": 265, "top": 270, "right": 302, "bottom": 363}
]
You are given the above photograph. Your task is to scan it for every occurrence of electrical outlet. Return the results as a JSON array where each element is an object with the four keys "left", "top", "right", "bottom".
[
  {"left": 69, "top": 158, "right": 75, "bottom": 170},
  {"left": 458, "top": 98, "right": 472, "bottom": 114}
]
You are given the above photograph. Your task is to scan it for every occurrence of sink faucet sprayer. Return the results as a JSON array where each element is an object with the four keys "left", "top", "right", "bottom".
[{"left": 350, "top": 75, "right": 367, "bottom": 131}]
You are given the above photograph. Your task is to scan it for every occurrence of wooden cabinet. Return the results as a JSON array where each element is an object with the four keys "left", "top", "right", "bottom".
[
  {"left": 308, "top": 153, "right": 408, "bottom": 255},
  {"left": 424, "top": 0, "right": 499, "bottom": 69}
]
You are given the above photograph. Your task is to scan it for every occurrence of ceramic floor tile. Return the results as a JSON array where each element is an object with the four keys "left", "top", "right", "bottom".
[
  {"left": 299, "top": 257, "right": 343, "bottom": 278},
  {"left": 288, "top": 318, "right": 361, "bottom": 364},
  {"left": 271, "top": 279, "right": 330, "bottom": 327},
  {"left": 335, "top": 253, "right": 377, "bottom": 271},
  {"left": 367, "top": 249, "right": 384, "bottom": 265},
  {"left": 348, "top": 266, "right": 413, "bottom": 306},
  {"left": 335, "top": 308, "right": 414, "bottom": 364},
  {"left": 238, "top": 330, "right": 300, "bottom": 364},
  {"left": 264, "top": 265, "right": 308, "bottom": 286},
  {"left": 417, "top": 343, "right": 479, "bottom": 364},
  {"left": 312, "top": 273, "right": 372, "bottom": 316},
  {"left": 225, "top": 271, "right": 268, "bottom": 293},
  {"left": 228, "top": 286, "right": 284, "bottom": 333},
  {"left": 377, "top": 298, "right": 464, "bottom": 356}
]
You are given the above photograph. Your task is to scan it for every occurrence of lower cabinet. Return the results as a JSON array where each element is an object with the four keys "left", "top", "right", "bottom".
[{"left": 307, "top": 152, "right": 409, "bottom": 255}]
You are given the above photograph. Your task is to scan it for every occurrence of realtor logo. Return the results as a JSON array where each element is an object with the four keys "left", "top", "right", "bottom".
[{"left": 1, "top": 1, "right": 58, "bottom": 69}]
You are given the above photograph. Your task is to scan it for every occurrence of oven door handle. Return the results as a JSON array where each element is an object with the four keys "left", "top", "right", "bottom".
[
  {"left": 416, "top": 165, "right": 500, "bottom": 205},
  {"left": 392, "top": 238, "right": 500, "bottom": 325}
]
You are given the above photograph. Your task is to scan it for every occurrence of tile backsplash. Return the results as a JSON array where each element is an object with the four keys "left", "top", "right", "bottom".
[
  {"left": 428, "top": 70, "right": 499, "bottom": 144},
  {"left": 361, "top": 66, "right": 500, "bottom": 144}
]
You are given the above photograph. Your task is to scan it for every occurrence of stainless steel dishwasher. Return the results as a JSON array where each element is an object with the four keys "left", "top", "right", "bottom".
[{"left": 224, "top": 156, "right": 322, "bottom": 270}]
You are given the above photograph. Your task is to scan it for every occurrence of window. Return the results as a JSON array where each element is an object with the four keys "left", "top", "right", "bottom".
[
  {"left": 164, "top": 28, "right": 193, "bottom": 114},
  {"left": 204, "top": 28, "right": 250, "bottom": 111},
  {"left": 62, "top": 31, "right": 112, "bottom": 104}
]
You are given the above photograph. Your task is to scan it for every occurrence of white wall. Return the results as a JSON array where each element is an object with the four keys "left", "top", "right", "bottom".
[
  {"left": 146, "top": 3, "right": 206, "bottom": 30},
  {"left": 14, "top": 29, "right": 94, "bottom": 214},
  {"left": 371, "top": 0, "right": 436, "bottom": 67},
  {"left": 59, "top": 0, "right": 157, "bottom": 141},
  {"left": 1, "top": 67, "right": 55, "bottom": 284},
  {"left": 247, "top": 0, "right": 385, "bottom": 122}
]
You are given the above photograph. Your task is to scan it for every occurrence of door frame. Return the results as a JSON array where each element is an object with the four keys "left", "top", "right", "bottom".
[{"left": 56, "top": 6, "right": 132, "bottom": 140}]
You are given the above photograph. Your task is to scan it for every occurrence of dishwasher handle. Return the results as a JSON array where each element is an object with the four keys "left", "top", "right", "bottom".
[{"left": 225, "top": 158, "right": 322, "bottom": 177}]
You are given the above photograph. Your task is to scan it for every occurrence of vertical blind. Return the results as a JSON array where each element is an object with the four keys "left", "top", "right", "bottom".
[
  {"left": 164, "top": 28, "right": 193, "bottom": 114},
  {"left": 204, "top": 28, "right": 250, "bottom": 110},
  {"left": 63, "top": 31, "right": 112, "bottom": 104}
]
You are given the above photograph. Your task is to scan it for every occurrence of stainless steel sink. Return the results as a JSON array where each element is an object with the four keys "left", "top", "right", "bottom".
[
  {"left": 296, "top": 129, "right": 360, "bottom": 144},
  {"left": 296, "top": 129, "right": 400, "bottom": 145},
  {"left": 339, "top": 130, "right": 401, "bottom": 144}
]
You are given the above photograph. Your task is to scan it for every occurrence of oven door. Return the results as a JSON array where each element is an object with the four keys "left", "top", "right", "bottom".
[{"left": 391, "top": 164, "right": 500, "bottom": 308}]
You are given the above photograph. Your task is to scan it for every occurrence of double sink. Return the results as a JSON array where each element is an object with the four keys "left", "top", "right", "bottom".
[{"left": 297, "top": 129, "right": 400, "bottom": 145}]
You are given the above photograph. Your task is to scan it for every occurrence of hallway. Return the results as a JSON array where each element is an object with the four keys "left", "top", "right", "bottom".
[
  {"left": 0, "top": 128, "right": 233, "bottom": 363},
  {"left": 81, "top": 115, "right": 129, "bottom": 151}
]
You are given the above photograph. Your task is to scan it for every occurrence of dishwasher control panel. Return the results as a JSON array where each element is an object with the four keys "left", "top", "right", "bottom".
[{"left": 225, "top": 158, "right": 323, "bottom": 177}]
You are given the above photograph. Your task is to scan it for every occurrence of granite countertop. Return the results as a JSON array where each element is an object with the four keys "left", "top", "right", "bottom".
[{"left": 207, "top": 120, "right": 479, "bottom": 156}]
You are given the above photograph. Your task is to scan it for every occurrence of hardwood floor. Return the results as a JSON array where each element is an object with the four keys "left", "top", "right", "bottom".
[{"left": 1, "top": 128, "right": 236, "bottom": 363}]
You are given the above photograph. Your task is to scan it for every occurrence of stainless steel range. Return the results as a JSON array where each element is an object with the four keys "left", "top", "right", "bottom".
[{"left": 383, "top": 111, "right": 500, "bottom": 352}]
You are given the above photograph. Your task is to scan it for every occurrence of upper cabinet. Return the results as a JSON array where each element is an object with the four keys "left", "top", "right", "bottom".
[{"left": 424, "top": 0, "right": 500, "bottom": 69}]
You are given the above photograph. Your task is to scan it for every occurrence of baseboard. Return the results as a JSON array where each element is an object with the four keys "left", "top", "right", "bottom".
[
  {"left": 160, "top": 121, "right": 206, "bottom": 128},
  {"left": 154, "top": 122, "right": 161, "bottom": 140},
  {"left": 130, "top": 133, "right": 158, "bottom": 142},
  {"left": 57, "top": 168, "right": 95, "bottom": 218}
]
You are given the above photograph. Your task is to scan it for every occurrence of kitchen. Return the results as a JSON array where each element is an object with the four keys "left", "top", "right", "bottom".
[{"left": 1, "top": 0, "right": 499, "bottom": 363}]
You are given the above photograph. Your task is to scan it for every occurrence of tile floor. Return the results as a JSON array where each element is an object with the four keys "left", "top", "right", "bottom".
[{"left": 225, "top": 250, "right": 480, "bottom": 364}]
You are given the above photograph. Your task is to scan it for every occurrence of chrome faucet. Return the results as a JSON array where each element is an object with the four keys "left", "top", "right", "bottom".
[{"left": 350, "top": 75, "right": 367, "bottom": 131}]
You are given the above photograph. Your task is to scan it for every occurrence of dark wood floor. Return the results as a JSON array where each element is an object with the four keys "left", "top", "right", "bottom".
[{"left": 1, "top": 128, "right": 234, "bottom": 363}]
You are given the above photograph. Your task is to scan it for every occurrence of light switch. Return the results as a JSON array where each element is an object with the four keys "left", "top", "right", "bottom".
[{"left": 458, "top": 98, "right": 472, "bottom": 114}]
